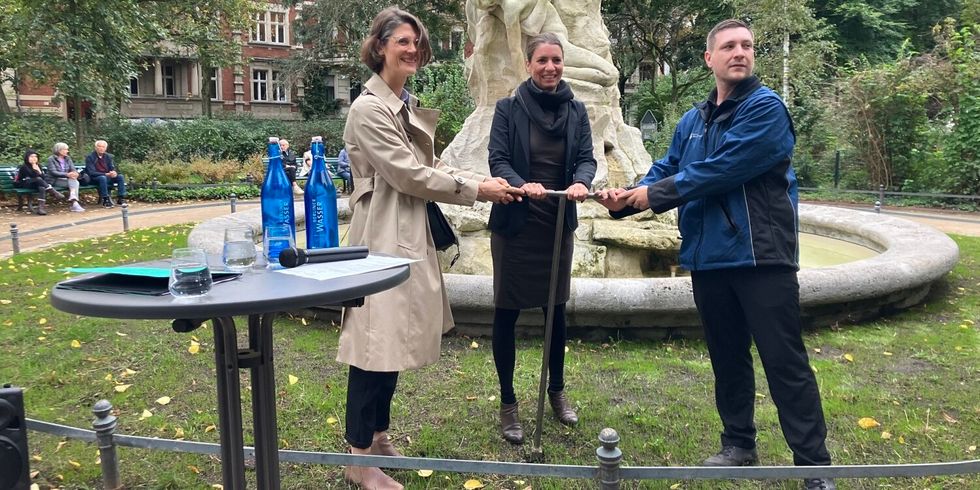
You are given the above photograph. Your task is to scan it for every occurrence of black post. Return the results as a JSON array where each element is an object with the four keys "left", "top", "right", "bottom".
[
  {"left": 9, "top": 224, "right": 20, "bottom": 255},
  {"left": 833, "top": 151, "right": 841, "bottom": 189},
  {"left": 596, "top": 428, "right": 622, "bottom": 489},
  {"left": 92, "top": 400, "right": 121, "bottom": 489},
  {"left": 878, "top": 184, "right": 885, "bottom": 210},
  {"left": 230, "top": 194, "right": 238, "bottom": 213},
  {"left": 121, "top": 204, "right": 130, "bottom": 232}
]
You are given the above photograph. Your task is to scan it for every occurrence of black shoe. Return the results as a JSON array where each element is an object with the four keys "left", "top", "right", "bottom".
[
  {"left": 101, "top": 196, "right": 114, "bottom": 208},
  {"left": 703, "top": 445, "right": 758, "bottom": 466},
  {"left": 804, "top": 477, "right": 836, "bottom": 490},
  {"left": 116, "top": 196, "right": 125, "bottom": 206}
]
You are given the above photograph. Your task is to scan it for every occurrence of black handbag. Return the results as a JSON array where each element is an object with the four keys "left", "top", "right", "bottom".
[{"left": 426, "top": 201, "right": 460, "bottom": 266}]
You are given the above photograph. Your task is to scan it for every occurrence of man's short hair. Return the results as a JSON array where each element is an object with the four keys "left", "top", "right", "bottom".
[
  {"left": 706, "top": 19, "right": 752, "bottom": 51},
  {"left": 94, "top": 140, "right": 108, "bottom": 148}
]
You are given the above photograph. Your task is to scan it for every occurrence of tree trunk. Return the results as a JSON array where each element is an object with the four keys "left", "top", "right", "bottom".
[
  {"left": 200, "top": 65, "right": 212, "bottom": 118},
  {"left": 73, "top": 97, "right": 85, "bottom": 150}
]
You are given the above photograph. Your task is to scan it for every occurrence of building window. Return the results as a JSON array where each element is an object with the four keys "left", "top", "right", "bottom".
[
  {"left": 252, "top": 69, "right": 268, "bottom": 101},
  {"left": 251, "top": 9, "right": 288, "bottom": 45},
  {"left": 271, "top": 71, "right": 287, "bottom": 102},
  {"left": 163, "top": 64, "right": 176, "bottom": 97},
  {"left": 129, "top": 77, "right": 139, "bottom": 96},
  {"left": 210, "top": 68, "right": 220, "bottom": 100},
  {"left": 253, "top": 68, "right": 287, "bottom": 103}
]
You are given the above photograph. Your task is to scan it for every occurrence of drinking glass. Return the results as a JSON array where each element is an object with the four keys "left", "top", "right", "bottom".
[
  {"left": 169, "top": 248, "right": 213, "bottom": 297},
  {"left": 222, "top": 227, "right": 257, "bottom": 272},
  {"left": 263, "top": 225, "right": 295, "bottom": 267}
]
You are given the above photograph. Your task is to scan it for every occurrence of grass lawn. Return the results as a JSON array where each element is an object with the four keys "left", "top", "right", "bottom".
[{"left": 0, "top": 225, "right": 977, "bottom": 489}]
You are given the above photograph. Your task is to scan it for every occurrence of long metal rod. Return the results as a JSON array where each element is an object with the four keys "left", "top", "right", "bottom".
[
  {"left": 532, "top": 195, "right": 567, "bottom": 459},
  {"left": 542, "top": 189, "right": 602, "bottom": 200},
  {"left": 25, "top": 420, "right": 980, "bottom": 480}
]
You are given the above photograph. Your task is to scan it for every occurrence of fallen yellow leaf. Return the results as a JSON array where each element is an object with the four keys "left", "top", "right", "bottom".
[
  {"left": 326, "top": 417, "right": 338, "bottom": 425},
  {"left": 288, "top": 374, "right": 299, "bottom": 385},
  {"left": 301, "top": 317, "right": 308, "bottom": 326},
  {"left": 670, "top": 484, "right": 683, "bottom": 490},
  {"left": 857, "top": 417, "right": 880, "bottom": 429},
  {"left": 881, "top": 431, "right": 892, "bottom": 439},
  {"left": 30, "top": 484, "right": 39, "bottom": 490},
  {"left": 843, "top": 353, "right": 854, "bottom": 362},
  {"left": 463, "top": 479, "right": 485, "bottom": 489},
  {"left": 188, "top": 341, "right": 200, "bottom": 354},
  {"left": 115, "top": 331, "right": 128, "bottom": 337},
  {"left": 0, "top": 300, "right": 10, "bottom": 305},
  {"left": 188, "top": 465, "right": 201, "bottom": 474},
  {"left": 205, "top": 424, "right": 216, "bottom": 433},
  {"left": 417, "top": 469, "right": 434, "bottom": 477},
  {"left": 882, "top": 351, "right": 893, "bottom": 356},
  {"left": 212, "top": 485, "right": 224, "bottom": 489},
  {"left": 968, "top": 445, "right": 976, "bottom": 452},
  {"left": 139, "top": 409, "right": 153, "bottom": 420},
  {"left": 565, "top": 345, "right": 569, "bottom": 353},
  {"left": 104, "top": 373, "right": 113, "bottom": 381},
  {"left": 156, "top": 396, "right": 171, "bottom": 405},
  {"left": 125, "top": 368, "right": 137, "bottom": 375},
  {"left": 470, "top": 341, "right": 479, "bottom": 349},
  {"left": 70, "top": 340, "right": 81, "bottom": 348},
  {"left": 114, "top": 384, "right": 132, "bottom": 393},
  {"left": 465, "top": 395, "right": 477, "bottom": 401},
  {"left": 56, "top": 441, "right": 67, "bottom": 452},
  {"left": 68, "top": 460, "right": 81, "bottom": 469},
  {"left": 174, "top": 427, "right": 185, "bottom": 438},
  {"left": 898, "top": 435, "right": 905, "bottom": 444},
  {"left": 39, "top": 318, "right": 47, "bottom": 325}
]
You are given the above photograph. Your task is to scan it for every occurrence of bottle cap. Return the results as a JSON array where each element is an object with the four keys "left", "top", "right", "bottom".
[
  {"left": 311, "top": 136, "right": 323, "bottom": 143},
  {"left": 268, "top": 137, "right": 280, "bottom": 144}
]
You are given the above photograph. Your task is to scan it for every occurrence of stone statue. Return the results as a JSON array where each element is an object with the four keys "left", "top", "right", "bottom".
[
  {"left": 438, "top": 0, "right": 678, "bottom": 277},
  {"left": 441, "top": 0, "right": 651, "bottom": 187}
]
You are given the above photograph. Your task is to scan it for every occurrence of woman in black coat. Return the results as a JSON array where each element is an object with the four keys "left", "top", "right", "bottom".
[
  {"left": 487, "top": 32, "right": 597, "bottom": 445},
  {"left": 16, "top": 150, "right": 63, "bottom": 215}
]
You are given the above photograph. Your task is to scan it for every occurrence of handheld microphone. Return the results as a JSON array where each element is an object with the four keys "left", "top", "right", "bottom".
[{"left": 278, "top": 246, "right": 369, "bottom": 268}]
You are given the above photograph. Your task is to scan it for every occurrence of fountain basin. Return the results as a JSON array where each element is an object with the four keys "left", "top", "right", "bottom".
[{"left": 189, "top": 203, "right": 959, "bottom": 339}]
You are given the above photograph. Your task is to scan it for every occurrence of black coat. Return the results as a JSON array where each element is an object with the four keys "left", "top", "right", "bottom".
[
  {"left": 487, "top": 96, "right": 597, "bottom": 237},
  {"left": 84, "top": 151, "right": 117, "bottom": 178}
]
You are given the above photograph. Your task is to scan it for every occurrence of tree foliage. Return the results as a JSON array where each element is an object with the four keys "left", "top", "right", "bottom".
[{"left": 409, "top": 61, "right": 474, "bottom": 154}]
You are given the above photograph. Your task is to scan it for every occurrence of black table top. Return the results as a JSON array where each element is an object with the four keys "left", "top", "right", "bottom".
[{"left": 50, "top": 262, "right": 410, "bottom": 320}]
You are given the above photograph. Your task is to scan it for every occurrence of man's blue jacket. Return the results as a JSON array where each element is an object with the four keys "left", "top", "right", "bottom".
[{"left": 617, "top": 76, "right": 799, "bottom": 272}]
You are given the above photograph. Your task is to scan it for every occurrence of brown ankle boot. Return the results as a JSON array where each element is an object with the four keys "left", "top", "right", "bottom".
[
  {"left": 499, "top": 402, "right": 524, "bottom": 444},
  {"left": 548, "top": 390, "right": 578, "bottom": 425},
  {"left": 369, "top": 432, "right": 401, "bottom": 457},
  {"left": 35, "top": 199, "right": 48, "bottom": 216}
]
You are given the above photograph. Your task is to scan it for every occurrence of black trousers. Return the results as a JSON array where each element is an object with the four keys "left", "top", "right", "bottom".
[
  {"left": 345, "top": 365, "right": 399, "bottom": 449},
  {"left": 691, "top": 266, "right": 831, "bottom": 466},
  {"left": 492, "top": 304, "right": 567, "bottom": 405}
]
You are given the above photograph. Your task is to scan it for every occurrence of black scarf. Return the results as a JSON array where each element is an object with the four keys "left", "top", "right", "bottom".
[{"left": 516, "top": 78, "right": 574, "bottom": 138}]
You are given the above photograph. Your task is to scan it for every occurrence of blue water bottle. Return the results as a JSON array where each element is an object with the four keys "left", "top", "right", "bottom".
[
  {"left": 304, "top": 136, "right": 340, "bottom": 249},
  {"left": 260, "top": 137, "right": 296, "bottom": 263}
]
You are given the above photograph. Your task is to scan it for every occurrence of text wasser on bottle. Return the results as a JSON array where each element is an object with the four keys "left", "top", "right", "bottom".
[
  {"left": 304, "top": 136, "right": 340, "bottom": 249},
  {"left": 260, "top": 137, "right": 296, "bottom": 263}
]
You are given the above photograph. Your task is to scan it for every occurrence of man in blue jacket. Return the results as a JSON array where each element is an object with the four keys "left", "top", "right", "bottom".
[
  {"left": 84, "top": 140, "right": 126, "bottom": 208},
  {"left": 600, "top": 19, "right": 834, "bottom": 490}
]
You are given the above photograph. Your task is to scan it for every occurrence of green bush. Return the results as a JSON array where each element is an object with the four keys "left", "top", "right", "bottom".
[
  {"left": 128, "top": 184, "right": 259, "bottom": 202},
  {"left": 0, "top": 114, "right": 76, "bottom": 162}
]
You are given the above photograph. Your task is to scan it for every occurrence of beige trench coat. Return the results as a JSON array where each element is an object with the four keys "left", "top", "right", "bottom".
[{"left": 337, "top": 74, "right": 488, "bottom": 372}]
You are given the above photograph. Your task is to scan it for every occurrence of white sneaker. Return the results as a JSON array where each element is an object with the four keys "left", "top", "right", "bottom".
[{"left": 70, "top": 201, "right": 85, "bottom": 212}]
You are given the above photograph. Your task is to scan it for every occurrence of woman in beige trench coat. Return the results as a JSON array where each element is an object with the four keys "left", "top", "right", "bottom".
[{"left": 339, "top": 7, "right": 523, "bottom": 489}]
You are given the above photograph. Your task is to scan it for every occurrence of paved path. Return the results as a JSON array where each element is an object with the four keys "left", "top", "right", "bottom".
[{"left": 1, "top": 198, "right": 978, "bottom": 258}]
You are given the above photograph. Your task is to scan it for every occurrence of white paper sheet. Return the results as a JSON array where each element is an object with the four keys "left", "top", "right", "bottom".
[{"left": 273, "top": 254, "right": 418, "bottom": 281}]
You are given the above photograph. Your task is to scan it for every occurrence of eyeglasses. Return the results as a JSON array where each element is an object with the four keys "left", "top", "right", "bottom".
[{"left": 389, "top": 35, "right": 420, "bottom": 47}]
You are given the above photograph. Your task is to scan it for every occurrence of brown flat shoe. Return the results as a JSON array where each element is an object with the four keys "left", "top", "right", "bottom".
[
  {"left": 499, "top": 402, "right": 524, "bottom": 444},
  {"left": 344, "top": 465, "right": 403, "bottom": 489},
  {"left": 548, "top": 390, "right": 579, "bottom": 425},
  {"left": 369, "top": 432, "right": 402, "bottom": 457}
]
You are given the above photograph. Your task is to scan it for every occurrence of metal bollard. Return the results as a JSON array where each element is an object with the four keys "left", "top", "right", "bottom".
[
  {"left": 230, "top": 193, "right": 238, "bottom": 213},
  {"left": 92, "top": 400, "right": 122, "bottom": 490},
  {"left": 10, "top": 223, "right": 20, "bottom": 255},
  {"left": 878, "top": 184, "right": 885, "bottom": 209},
  {"left": 596, "top": 428, "right": 622, "bottom": 489},
  {"left": 874, "top": 200, "right": 881, "bottom": 214},
  {"left": 152, "top": 179, "right": 159, "bottom": 190},
  {"left": 121, "top": 203, "right": 130, "bottom": 232}
]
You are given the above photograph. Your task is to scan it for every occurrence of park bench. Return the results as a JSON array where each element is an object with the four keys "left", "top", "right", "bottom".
[
  {"left": 285, "top": 157, "right": 349, "bottom": 194},
  {"left": 0, "top": 165, "right": 99, "bottom": 213}
]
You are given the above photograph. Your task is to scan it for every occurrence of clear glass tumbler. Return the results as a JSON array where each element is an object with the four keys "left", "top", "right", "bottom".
[
  {"left": 263, "top": 225, "right": 295, "bottom": 267},
  {"left": 169, "top": 248, "right": 213, "bottom": 297},
  {"left": 222, "top": 227, "right": 257, "bottom": 272}
]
